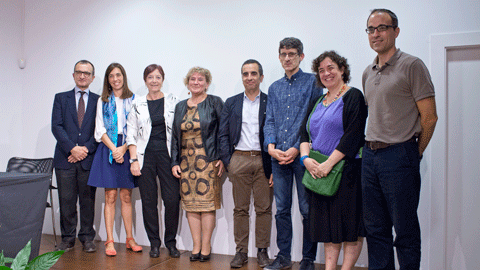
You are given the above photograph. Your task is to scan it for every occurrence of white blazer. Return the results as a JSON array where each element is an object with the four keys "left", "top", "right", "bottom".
[{"left": 126, "top": 93, "right": 178, "bottom": 169}]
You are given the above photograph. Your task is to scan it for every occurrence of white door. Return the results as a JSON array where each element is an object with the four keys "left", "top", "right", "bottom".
[
  {"left": 430, "top": 32, "right": 480, "bottom": 270},
  {"left": 445, "top": 46, "right": 480, "bottom": 270}
]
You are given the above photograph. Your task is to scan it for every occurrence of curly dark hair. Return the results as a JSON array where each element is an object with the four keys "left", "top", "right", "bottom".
[{"left": 311, "top": 50, "right": 350, "bottom": 88}]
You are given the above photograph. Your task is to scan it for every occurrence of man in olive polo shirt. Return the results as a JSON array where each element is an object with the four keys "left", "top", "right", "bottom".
[{"left": 362, "top": 9, "right": 438, "bottom": 270}]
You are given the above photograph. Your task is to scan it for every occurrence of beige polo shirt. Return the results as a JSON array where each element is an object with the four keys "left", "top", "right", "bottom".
[{"left": 362, "top": 49, "right": 435, "bottom": 144}]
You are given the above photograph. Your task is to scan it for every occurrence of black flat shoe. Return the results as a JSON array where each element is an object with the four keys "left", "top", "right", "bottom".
[
  {"left": 190, "top": 251, "right": 201, "bottom": 261},
  {"left": 199, "top": 252, "right": 211, "bottom": 262},
  {"left": 149, "top": 246, "right": 160, "bottom": 258}
]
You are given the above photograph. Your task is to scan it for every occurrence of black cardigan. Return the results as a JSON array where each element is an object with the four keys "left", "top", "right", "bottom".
[
  {"left": 171, "top": 94, "right": 224, "bottom": 167},
  {"left": 300, "top": 87, "right": 368, "bottom": 159}
]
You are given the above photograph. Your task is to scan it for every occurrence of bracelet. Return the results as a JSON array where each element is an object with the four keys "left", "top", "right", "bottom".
[{"left": 300, "top": 155, "right": 309, "bottom": 166}]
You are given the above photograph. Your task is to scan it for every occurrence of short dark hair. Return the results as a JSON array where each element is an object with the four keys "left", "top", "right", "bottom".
[
  {"left": 368, "top": 8, "right": 398, "bottom": 28},
  {"left": 74, "top": 60, "right": 95, "bottom": 76},
  {"left": 311, "top": 50, "right": 351, "bottom": 88},
  {"left": 279, "top": 37, "right": 304, "bottom": 55},
  {"left": 143, "top": 64, "right": 165, "bottom": 82},
  {"left": 101, "top": 63, "right": 133, "bottom": 102},
  {"left": 241, "top": 59, "right": 263, "bottom": 76}
]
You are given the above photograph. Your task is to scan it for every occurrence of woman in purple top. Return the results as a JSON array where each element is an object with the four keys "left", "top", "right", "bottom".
[{"left": 299, "top": 51, "right": 368, "bottom": 270}]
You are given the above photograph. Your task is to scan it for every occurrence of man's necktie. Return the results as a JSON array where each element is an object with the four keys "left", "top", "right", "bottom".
[{"left": 78, "top": 91, "right": 85, "bottom": 127}]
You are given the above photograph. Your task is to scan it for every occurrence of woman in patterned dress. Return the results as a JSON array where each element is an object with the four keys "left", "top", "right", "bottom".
[{"left": 171, "top": 67, "right": 224, "bottom": 262}]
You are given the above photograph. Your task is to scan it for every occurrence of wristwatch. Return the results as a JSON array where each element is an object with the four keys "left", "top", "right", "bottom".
[{"left": 129, "top": 158, "right": 138, "bottom": 164}]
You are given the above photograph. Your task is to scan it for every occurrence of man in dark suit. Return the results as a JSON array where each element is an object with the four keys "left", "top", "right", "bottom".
[
  {"left": 220, "top": 59, "right": 273, "bottom": 268},
  {"left": 51, "top": 60, "right": 99, "bottom": 252}
]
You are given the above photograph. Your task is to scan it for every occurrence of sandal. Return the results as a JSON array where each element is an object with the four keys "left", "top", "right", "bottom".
[
  {"left": 126, "top": 238, "right": 143, "bottom": 252},
  {"left": 105, "top": 240, "right": 117, "bottom": 257}
]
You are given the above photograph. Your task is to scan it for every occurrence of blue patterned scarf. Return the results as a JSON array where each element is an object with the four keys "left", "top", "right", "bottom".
[{"left": 103, "top": 94, "right": 135, "bottom": 163}]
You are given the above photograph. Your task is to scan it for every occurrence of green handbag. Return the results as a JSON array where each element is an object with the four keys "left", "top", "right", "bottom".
[
  {"left": 301, "top": 94, "right": 345, "bottom": 197},
  {"left": 302, "top": 149, "right": 345, "bottom": 196}
]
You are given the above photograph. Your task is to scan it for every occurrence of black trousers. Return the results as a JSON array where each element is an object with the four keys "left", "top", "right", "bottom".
[
  {"left": 55, "top": 162, "right": 96, "bottom": 244},
  {"left": 138, "top": 149, "right": 180, "bottom": 248}
]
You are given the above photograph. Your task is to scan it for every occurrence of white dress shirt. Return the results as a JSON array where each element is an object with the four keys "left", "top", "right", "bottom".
[{"left": 235, "top": 92, "right": 261, "bottom": 151}]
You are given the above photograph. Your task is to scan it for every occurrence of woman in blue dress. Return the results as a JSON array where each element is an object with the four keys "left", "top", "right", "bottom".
[
  {"left": 88, "top": 63, "right": 142, "bottom": 256},
  {"left": 299, "top": 51, "right": 368, "bottom": 270}
]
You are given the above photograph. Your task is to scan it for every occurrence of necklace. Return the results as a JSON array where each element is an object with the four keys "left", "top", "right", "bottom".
[{"left": 323, "top": 84, "right": 347, "bottom": 106}]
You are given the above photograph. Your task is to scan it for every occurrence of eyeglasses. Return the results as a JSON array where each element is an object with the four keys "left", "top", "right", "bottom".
[
  {"left": 365, "top": 25, "right": 396, "bottom": 34},
  {"left": 75, "top": 70, "right": 92, "bottom": 77},
  {"left": 279, "top": 52, "right": 298, "bottom": 59}
]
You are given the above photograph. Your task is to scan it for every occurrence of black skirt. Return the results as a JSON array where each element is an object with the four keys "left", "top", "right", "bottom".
[{"left": 307, "top": 158, "right": 366, "bottom": 243}]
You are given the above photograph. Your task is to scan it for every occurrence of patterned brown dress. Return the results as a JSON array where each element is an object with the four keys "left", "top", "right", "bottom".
[{"left": 179, "top": 106, "right": 221, "bottom": 212}]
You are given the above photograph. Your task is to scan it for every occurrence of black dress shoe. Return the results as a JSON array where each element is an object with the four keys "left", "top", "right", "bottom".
[
  {"left": 149, "top": 246, "right": 160, "bottom": 258},
  {"left": 167, "top": 246, "right": 180, "bottom": 258},
  {"left": 199, "top": 252, "right": 211, "bottom": 262},
  {"left": 55, "top": 241, "right": 74, "bottom": 252},
  {"left": 257, "top": 248, "right": 270, "bottom": 268},
  {"left": 230, "top": 252, "right": 248, "bottom": 268},
  {"left": 299, "top": 259, "right": 315, "bottom": 270},
  {"left": 83, "top": 241, "right": 96, "bottom": 253},
  {"left": 190, "top": 251, "right": 201, "bottom": 261}
]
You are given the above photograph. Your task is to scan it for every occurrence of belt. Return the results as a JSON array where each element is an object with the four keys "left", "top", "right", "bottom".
[
  {"left": 234, "top": 150, "right": 262, "bottom": 156},
  {"left": 366, "top": 137, "right": 417, "bottom": 151}
]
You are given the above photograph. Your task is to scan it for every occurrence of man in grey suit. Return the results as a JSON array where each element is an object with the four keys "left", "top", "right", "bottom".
[{"left": 51, "top": 60, "right": 99, "bottom": 252}]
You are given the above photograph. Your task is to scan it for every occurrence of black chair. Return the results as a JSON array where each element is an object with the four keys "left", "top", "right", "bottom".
[{"left": 6, "top": 157, "right": 57, "bottom": 246}]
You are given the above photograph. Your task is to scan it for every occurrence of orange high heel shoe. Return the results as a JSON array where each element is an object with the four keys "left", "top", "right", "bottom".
[
  {"left": 126, "top": 238, "right": 143, "bottom": 252},
  {"left": 105, "top": 240, "right": 117, "bottom": 257}
]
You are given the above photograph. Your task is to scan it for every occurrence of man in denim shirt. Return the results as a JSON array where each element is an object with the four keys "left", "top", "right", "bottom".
[{"left": 264, "top": 37, "right": 323, "bottom": 270}]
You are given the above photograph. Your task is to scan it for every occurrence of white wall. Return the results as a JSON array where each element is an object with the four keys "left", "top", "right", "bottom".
[
  {"left": 2, "top": 0, "right": 479, "bottom": 268},
  {"left": 0, "top": 0, "right": 24, "bottom": 167}
]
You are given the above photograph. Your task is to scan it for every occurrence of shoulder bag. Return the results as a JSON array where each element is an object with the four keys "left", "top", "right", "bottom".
[{"left": 302, "top": 95, "right": 345, "bottom": 197}]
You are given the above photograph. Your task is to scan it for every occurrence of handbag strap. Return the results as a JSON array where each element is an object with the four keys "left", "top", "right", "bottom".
[{"left": 306, "top": 94, "right": 326, "bottom": 143}]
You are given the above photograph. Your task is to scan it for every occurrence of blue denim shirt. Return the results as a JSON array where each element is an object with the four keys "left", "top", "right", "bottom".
[{"left": 264, "top": 69, "right": 323, "bottom": 151}]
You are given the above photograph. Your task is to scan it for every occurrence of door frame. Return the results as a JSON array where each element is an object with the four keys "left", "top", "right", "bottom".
[{"left": 429, "top": 31, "right": 480, "bottom": 270}]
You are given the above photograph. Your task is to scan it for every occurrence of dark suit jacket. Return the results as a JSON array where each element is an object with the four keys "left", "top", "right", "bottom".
[
  {"left": 51, "top": 89, "right": 99, "bottom": 170},
  {"left": 219, "top": 91, "right": 272, "bottom": 179}
]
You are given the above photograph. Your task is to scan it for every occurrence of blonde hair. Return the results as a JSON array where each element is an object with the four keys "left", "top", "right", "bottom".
[{"left": 183, "top": 67, "right": 212, "bottom": 90}]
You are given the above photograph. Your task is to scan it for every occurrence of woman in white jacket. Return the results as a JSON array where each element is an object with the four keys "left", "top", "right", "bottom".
[{"left": 126, "top": 64, "right": 180, "bottom": 258}]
